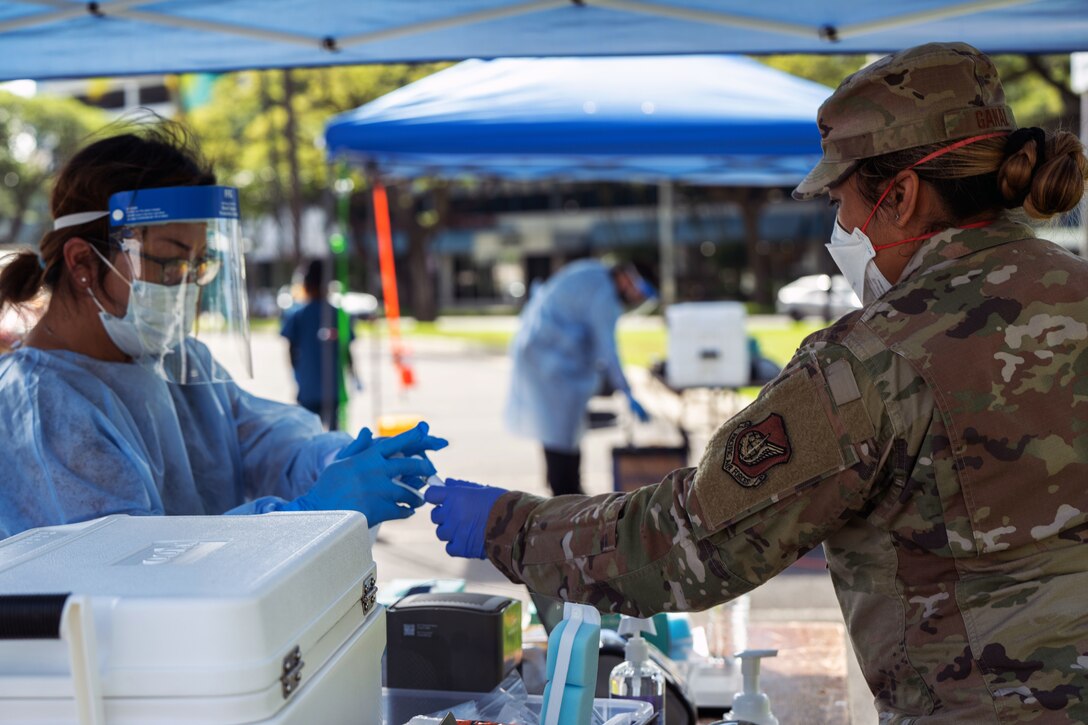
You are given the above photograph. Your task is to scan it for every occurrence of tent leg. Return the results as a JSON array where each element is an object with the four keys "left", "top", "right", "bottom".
[
  {"left": 658, "top": 179, "right": 676, "bottom": 306},
  {"left": 372, "top": 182, "right": 414, "bottom": 388}
]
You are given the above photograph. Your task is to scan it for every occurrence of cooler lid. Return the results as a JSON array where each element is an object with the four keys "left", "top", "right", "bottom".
[{"left": 0, "top": 513, "right": 374, "bottom": 696}]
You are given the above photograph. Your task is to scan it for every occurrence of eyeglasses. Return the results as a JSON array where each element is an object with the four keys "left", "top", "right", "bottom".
[
  {"left": 132, "top": 248, "right": 222, "bottom": 287},
  {"left": 101, "top": 238, "right": 222, "bottom": 287}
]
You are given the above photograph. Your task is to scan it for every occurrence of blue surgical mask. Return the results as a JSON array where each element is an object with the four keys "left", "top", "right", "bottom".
[{"left": 88, "top": 248, "right": 199, "bottom": 359}]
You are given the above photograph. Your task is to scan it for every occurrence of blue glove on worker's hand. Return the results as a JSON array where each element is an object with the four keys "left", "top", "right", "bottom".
[
  {"left": 282, "top": 422, "right": 448, "bottom": 526},
  {"left": 335, "top": 423, "right": 448, "bottom": 462},
  {"left": 425, "top": 479, "right": 509, "bottom": 559},
  {"left": 627, "top": 393, "right": 650, "bottom": 423}
]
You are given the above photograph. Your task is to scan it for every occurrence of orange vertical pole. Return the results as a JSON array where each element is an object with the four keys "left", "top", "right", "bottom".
[{"left": 372, "top": 182, "right": 414, "bottom": 387}]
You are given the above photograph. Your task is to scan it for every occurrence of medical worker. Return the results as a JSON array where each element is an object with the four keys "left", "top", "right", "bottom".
[
  {"left": 281, "top": 259, "right": 357, "bottom": 431},
  {"left": 430, "top": 43, "right": 1088, "bottom": 723},
  {"left": 0, "top": 124, "right": 444, "bottom": 540},
  {"left": 505, "top": 259, "right": 654, "bottom": 496}
]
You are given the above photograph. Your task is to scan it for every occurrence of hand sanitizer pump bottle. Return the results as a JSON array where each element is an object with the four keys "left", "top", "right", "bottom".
[
  {"left": 609, "top": 617, "right": 667, "bottom": 724},
  {"left": 729, "top": 649, "right": 779, "bottom": 725}
]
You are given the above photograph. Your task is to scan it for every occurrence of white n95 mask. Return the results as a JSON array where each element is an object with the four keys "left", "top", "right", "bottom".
[
  {"left": 826, "top": 218, "right": 892, "bottom": 306},
  {"left": 822, "top": 133, "right": 1011, "bottom": 307}
]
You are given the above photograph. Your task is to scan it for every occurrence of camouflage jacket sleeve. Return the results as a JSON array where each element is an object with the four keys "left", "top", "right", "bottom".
[{"left": 485, "top": 339, "right": 904, "bottom": 616}]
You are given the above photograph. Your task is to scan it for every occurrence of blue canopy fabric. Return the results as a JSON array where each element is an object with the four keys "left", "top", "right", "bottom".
[
  {"left": 1, "top": 1, "right": 1086, "bottom": 82},
  {"left": 325, "top": 55, "right": 832, "bottom": 185}
]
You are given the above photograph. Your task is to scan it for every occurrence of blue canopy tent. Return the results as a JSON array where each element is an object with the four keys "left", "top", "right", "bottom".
[
  {"left": 324, "top": 55, "right": 830, "bottom": 186},
  {"left": 325, "top": 54, "right": 833, "bottom": 303},
  {"left": 1, "top": 0, "right": 1087, "bottom": 82}
]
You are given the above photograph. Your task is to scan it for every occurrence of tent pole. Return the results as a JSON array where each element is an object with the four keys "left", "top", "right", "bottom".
[
  {"left": 0, "top": 0, "right": 159, "bottom": 34},
  {"left": 330, "top": 165, "right": 353, "bottom": 431},
  {"left": 371, "top": 180, "right": 415, "bottom": 389},
  {"left": 591, "top": 0, "right": 814, "bottom": 38},
  {"left": 112, "top": 8, "right": 321, "bottom": 47},
  {"left": 592, "top": 0, "right": 1031, "bottom": 41},
  {"left": 658, "top": 179, "right": 676, "bottom": 307},
  {"left": 337, "top": 0, "right": 567, "bottom": 49},
  {"left": 837, "top": 0, "right": 1031, "bottom": 39}
]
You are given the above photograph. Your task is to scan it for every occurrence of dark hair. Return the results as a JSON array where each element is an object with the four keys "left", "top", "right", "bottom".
[
  {"left": 303, "top": 259, "right": 328, "bottom": 298},
  {"left": 0, "top": 121, "right": 215, "bottom": 313},
  {"left": 853, "top": 128, "right": 1087, "bottom": 229}
]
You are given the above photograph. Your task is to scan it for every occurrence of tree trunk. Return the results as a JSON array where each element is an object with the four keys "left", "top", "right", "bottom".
[
  {"left": 1, "top": 189, "right": 32, "bottom": 246},
  {"left": 740, "top": 189, "right": 772, "bottom": 308},
  {"left": 282, "top": 69, "right": 304, "bottom": 265},
  {"left": 403, "top": 183, "right": 446, "bottom": 322},
  {"left": 259, "top": 73, "right": 288, "bottom": 262}
]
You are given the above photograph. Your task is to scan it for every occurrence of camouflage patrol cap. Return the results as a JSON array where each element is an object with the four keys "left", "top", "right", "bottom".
[{"left": 793, "top": 42, "right": 1017, "bottom": 200}]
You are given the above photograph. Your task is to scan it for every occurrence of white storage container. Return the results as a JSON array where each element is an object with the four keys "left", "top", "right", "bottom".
[
  {"left": 0, "top": 512, "right": 384, "bottom": 724},
  {"left": 666, "top": 302, "right": 749, "bottom": 388}
]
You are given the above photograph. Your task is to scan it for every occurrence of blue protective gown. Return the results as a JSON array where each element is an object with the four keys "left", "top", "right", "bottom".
[
  {"left": 0, "top": 340, "right": 351, "bottom": 539},
  {"left": 504, "top": 260, "right": 629, "bottom": 452}
]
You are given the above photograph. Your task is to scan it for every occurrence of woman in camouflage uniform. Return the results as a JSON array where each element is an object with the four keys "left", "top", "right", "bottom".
[{"left": 428, "top": 42, "right": 1088, "bottom": 723}]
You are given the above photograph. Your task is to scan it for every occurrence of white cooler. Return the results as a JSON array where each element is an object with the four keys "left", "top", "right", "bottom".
[
  {"left": 666, "top": 301, "right": 749, "bottom": 389},
  {"left": 0, "top": 512, "right": 384, "bottom": 724}
]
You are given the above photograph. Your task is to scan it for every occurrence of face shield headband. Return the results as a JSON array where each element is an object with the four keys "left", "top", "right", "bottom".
[{"left": 54, "top": 185, "right": 250, "bottom": 385}]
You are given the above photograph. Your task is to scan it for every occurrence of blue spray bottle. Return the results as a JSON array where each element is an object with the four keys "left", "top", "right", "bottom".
[
  {"left": 541, "top": 603, "right": 601, "bottom": 725},
  {"left": 609, "top": 616, "right": 667, "bottom": 724}
]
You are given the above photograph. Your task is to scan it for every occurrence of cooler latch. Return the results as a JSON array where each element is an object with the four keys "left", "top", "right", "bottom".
[
  {"left": 362, "top": 574, "right": 378, "bottom": 615},
  {"left": 280, "top": 645, "right": 304, "bottom": 699}
]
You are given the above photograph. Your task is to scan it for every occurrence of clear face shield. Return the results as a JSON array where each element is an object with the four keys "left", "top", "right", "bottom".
[{"left": 103, "top": 186, "right": 251, "bottom": 384}]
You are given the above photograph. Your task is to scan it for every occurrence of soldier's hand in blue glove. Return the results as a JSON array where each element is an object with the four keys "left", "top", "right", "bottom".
[
  {"left": 425, "top": 478, "right": 508, "bottom": 559},
  {"left": 627, "top": 393, "right": 650, "bottom": 422},
  {"left": 280, "top": 422, "right": 446, "bottom": 526}
]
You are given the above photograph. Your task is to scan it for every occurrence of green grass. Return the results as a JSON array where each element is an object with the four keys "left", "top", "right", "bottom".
[
  {"left": 399, "top": 318, "right": 823, "bottom": 368},
  {"left": 253, "top": 315, "right": 824, "bottom": 373},
  {"left": 409, "top": 321, "right": 514, "bottom": 350},
  {"left": 749, "top": 321, "right": 824, "bottom": 366}
]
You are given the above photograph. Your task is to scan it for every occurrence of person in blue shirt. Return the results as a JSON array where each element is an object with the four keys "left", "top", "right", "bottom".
[
  {"left": 0, "top": 124, "right": 444, "bottom": 540},
  {"left": 505, "top": 259, "right": 654, "bottom": 496},
  {"left": 281, "top": 259, "right": 356, "bottom": 431}
]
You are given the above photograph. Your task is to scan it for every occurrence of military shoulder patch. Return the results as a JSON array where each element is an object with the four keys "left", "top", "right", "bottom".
[
  {"left": 691, "top": 363, "right": 859, "bottom": 534},
  {"left": 722, "top": 413, "right": 792, "bottom": 487}
]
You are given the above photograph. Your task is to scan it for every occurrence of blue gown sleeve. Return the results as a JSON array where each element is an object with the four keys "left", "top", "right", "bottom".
[
  {"left": 586, "top": 285, "right": 629, "bottom": 394},
  {"left": 227, "top": 380, "right": 352, "bottom": 506}
]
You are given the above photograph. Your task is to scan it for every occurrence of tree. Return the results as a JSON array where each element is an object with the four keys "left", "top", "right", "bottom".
[
  {"left": 0, "top": 92, "right": 107, "bottom": 247},
  {"left": 186, "top": 64, "right": 448, "bottom": 266},
  {"left": 760, "top": 54, "right": 868, "bottom": 90},
  {"left": 760, "top": 53, "right": 1077, "bottom": 129}
]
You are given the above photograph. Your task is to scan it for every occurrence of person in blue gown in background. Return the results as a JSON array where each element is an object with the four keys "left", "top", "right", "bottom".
[{"left": 505, "top": 259, "right": 654, "bottom": 496}]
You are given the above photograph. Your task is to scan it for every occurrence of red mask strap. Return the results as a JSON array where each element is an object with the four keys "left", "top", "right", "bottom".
[
  {"left": 872, "top": 220, "right": 994, "bottom": 252},
  {"left": 859, "top": 131, "right": 1009, "bottom": 234}
]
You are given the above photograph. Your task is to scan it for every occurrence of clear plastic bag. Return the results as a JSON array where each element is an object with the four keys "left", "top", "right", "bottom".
[
  {"left": 427, "top": 672, "right": 538, "bottom": 724},
  {"left": 422, "top": 671, "right": 650, "bottom": 724}
]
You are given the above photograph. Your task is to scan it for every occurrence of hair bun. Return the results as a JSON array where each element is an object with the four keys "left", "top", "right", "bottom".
[
  {"left": 998, "top": 129, "right": 1086, "bottom": 219},
  {"left": 0, "top": 250, "right": 48, "bottom": 311}
]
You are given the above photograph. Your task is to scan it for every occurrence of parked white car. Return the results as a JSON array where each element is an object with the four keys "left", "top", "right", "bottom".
[{"left": 775, "top": 274, "right": 861, "bottom": 321}]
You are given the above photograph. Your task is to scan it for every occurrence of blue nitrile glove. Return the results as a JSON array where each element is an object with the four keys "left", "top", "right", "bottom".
[
  {"left": 425, "top": 478, "right": 508, "bottom": 559},
  {"left": 281, "top": 422, "right": 446, "bottom": 525},
  {"left": 627, "top": 393, "right": 650, "bottom": 422},
  {"left": 335, "top": 423, "right": 448, "bottom": 462}
]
